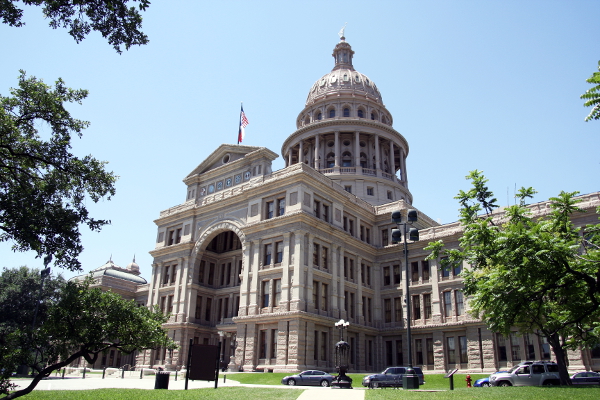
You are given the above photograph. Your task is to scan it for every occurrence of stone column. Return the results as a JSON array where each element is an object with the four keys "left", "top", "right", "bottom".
[
  {"left": 307, "top": 234, "right": 315, "bottom": 311},
  {"left": 290, "top": 231, "right": 306, "bottom": 312},
  {"left": 299, "top": 141, "right": 304, "bottom": 164},
  {"left": 147, "top": 262, "right": 159, "bottom": 308},
  {"left": 400, "top": 147, "right": 407, "bottom": 185},
  {"left": 374, "top": 134, "right": 380, "bottom": 173},
  {"left": 281, "top": 232, "right": 291, "bottom": 310},
  {"left": 248, "top": 240, "right": 260, "bottom": 315},
  {"left": 334, "top": 131, "right": 340, "bottom": 168},
  {"left": 389, "top": 141, "right": 395, "bottom": 175},
  {"left": 314, "top": 135, "right": 320, "bottom": 170},
  {"left": 430, "top": 259, "right": 442, "bottom": 323},
  {"left": 354, "top": 131, "right": 360, "bottom": 168}
]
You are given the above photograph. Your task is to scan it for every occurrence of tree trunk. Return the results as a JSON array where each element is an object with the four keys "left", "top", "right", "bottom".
[
  {"left": 548, "top": 334, "right": 572, "bottom": 386},
  {"left": 5, "top": 351, "right": 85, "bottom": 399}
]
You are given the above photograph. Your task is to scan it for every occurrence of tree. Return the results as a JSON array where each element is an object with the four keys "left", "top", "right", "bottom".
[
  {"left": 581, "top": 61, "right": 600, "bottom": 122},
  {"left": 0, "top": 266, "right": 65, "bottom": 395},
  {"left": 426, "top": 171, "right": 600, "bottom": 386},
  {"left": 0, "top": 0, "right": 150, "bottom": 53},
  {"left": 0, "top": 273, "right": 176, "bottom": 399},
  {"left": 0, "top": 71, "right": 117, "bottom": 271}
]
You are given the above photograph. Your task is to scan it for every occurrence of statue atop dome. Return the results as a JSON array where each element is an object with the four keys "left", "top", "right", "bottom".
[{"left": 338, "top": 23, "right": 347, "bottom": 40}]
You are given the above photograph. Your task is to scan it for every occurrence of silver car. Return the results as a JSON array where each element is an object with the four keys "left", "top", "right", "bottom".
[{"left": 490, "top": 361, "right": 559, "bottom": 386}]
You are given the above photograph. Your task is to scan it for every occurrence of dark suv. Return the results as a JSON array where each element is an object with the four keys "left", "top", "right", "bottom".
[
  {"left": 490, "top": 361, "right": 559, "bottom": 386},
  {"left": 362, "top": 367, "right": 425, "bottom": 388}
]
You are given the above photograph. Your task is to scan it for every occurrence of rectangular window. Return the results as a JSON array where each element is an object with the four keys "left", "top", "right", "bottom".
[
  {"left": 366, "top": 228, "right": 370, "bottom": 244},
  {"left": 367, "top": 187, "right": 374, "bottom": 196},
  {"left": 163, "top": 266, "right": 170, "bottom": 285},
  {"left": 344, "top": 291, "right": 348, "bottom": 313},
  {"left": 322, "top": 246, "right": 328, "bottom": 269},
  {"left": 313, "top": 243, "right": 320, "bottom": 266},
  {"left": 497, "top": 334, "right": 507, "bottom": 361},
  {"left": 360, "top": 226, "right": 364, "bottom": 241},
  {"left": 343, "top": 256, "right": 348, "bottom": 278},
  {"left": 426, "top": 338, "right": 434, "bottom": 364},
  {"left": 226, "top": 262, "right": 231, "bottom": 286},
  {"left": 447, "top": 337, "right": 456, "bottom": 364},
  {"left": 459, "top": 336, "right": 468, "bottom": 363},
  {"left": 412, "top": 295, "right": 421, "bottom": 320},
  {"left": 382, "top": 229, "right": 389, "bottom": 246},
  {"left": 195, "top": 295, "right": 202, "bottom": 319},
  {"left": 455, "top": 290, "right": 464, "bottom": 316},
  {"left": 271, "top": 329, "right": 277, "bottom": 359},
  {"left": 321, "top": 283, "right": 328, "bottom": 311},
  {"left": 277, "top": 198, "right": 285, "bottom": 216},
  {"left": 314, "top": 200, "right": 320, "bottom": 218},
  {"left": 343, "top": 216, "right": 348, "bottom": 231},
  {"left": 366, "top": 265, "right": 371, "bottom": 285},
  {"left": 321, "top": 332, "right": 327, "bottom": 361},
  {"left": 383, "top": 266, "right": 391, "bottom": 285},
  {"left": 441, "top": 257, "right": 450, "bottom": 280},
  {"left": 350, "top": 293, "right": 355, "bottom": 318},
  {"left": 208, "top": 263, "right": 215, "bottom": 285},
  {"left": 510, "top": 332, "right": 521, "bottom": 361},
  {"left": 264, "top": 243, "right": 272, "bottom": 265},
  {"left": 411, "top": 261, "right": 419, "bottom": 283},
  {"left": 205, "top": 297, "right": 212, "bottom": 321},
  {"left": 266, "top": 201, "right": 274, "bottom": 219},
  {"left": 396, "top": 339, "right": 403, "bottom": 365},
  {"left": 394, "top": 297, "right": 403, "bottom": 323},
  {"left": 344, "top": 185, "right": 352, "bottom": 193},
  {"left": 386, "top": 341, "right": 393, "bottom": 366},
  {"left": 422, "top": 260, "right": 430, "bottom": 282},
  {"left": 167, "top": 230, "right": 174, "bottom": 245},
  {"left": 313, "top": 280, "right": 319, "bottom": 309},
  {"left": 314, "top": 331, "right": 319, "bottom": 360},
  {"left": 444, "top": 291, "right": 452, "bottom": 317},
  {"left": 349, "top": 220, "right": 354, "bottom": 236},
  {"left": 167, "top": 295, "right": 174, "bottom": 313},
  {"left": 387, "top": 190, "right": 393, "bottom": 200},
  {"left": 393, "top": 264, "right": 401, "bottom": 284},
  {"left": 275, "top": 241, "right": 283, "bottom": 263},
  {"left": 424, "top": 293, "right": 432, "bottom": 319},
  {"left": 198, "top": 260, "right": 205, "bottom": 283},
  {"left": 368, "top": 297, "right": 372, "bottom": 322},
  {"left": 262, "top": 280, "right": 270, "bottom": 308},
  {"left": 217, "top": 298, "right": 222, "bottom": 320},
  {"left": 160, "top": 296, "right": 166, "bottom": 314},
  {"left": 416, "top": 339, "right": 423, "bottom": 365},
  {"left": 384, "top": 298, "right": 392, "bottom": 322},
  {"left": 349, "top": 259, "right": 355, "bottom": 280},
  {"left": 175, "top": 228, "right": 182, "bottom": 244},
  {"left": 223, "top": 297, "right": 229, "bottom": 319},
  {"left": 260, "top": 330, "right": 267, "bottom": 359},
  {"left": 220, "top": 263, "right": 226, "bottom": 286},
  {"left": 525, "top": 334, "right": 535, "bottom": 360},
  {"left": 274, "top": 279, "right": 281, "bottom": 306},
  {"left": 453, "top": 262, "right": 462, "bottom": 278},
  {"left": 540, "top": 336, "right": 551, "bottom": 360},
  {"left": 322, "top": 204, "right": 329, "bottom": 222}
]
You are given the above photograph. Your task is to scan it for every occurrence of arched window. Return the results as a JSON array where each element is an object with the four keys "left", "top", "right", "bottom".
[
  {"left": 326, "top": 152, "right": 335, "bottom": 168},
  {"left": 358, "top": 109, "right": 364, "bottom": 118},
  {"left": 317, "top": 112, "right": 322, "bottom": 120},
  {"left": 304, "top": 116, "right": 310, "bottom": 125},
  {"left": 343, "top": 108, "right": 350, "bottom": 117},
  {"left": 329, "top": 109, "right": 336, "bottom": 118},
  {"left": 371, "top": 111, "right": 378, "bottom": 120},
  {"left": 342, "top": 151, "right": 352, "bottom": 167},
  {"left": 360, "top": 152, "right": 368, "bottom": 168}
]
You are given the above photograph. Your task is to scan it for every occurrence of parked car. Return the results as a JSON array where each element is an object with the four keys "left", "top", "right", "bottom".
[
  {"left": 281, "top": 370, "right": 334, "bottom": 387},
  {"left": 490, "top": 361, "right": 559, "bottom": 387},
  {"left": 570, "top": 371, "right": 600, "bottom": 385},
  {"left": 362, "top": 367, "right": 425, "bottom": 388},
  {"left": 474, "top": 371, "right": 507, "bottom": 387}
]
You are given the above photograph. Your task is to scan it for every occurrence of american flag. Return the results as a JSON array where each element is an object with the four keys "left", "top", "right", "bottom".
[{"left": 238, "top": 105, "right": 249, "bottom": 144}]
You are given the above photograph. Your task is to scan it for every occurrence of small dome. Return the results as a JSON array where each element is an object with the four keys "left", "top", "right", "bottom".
[
  {"left": 126, "top": 256, "right": 140, "bottom": 275},
  {"left": 305, "top": 39, "right": 382, "bottom": 106}
]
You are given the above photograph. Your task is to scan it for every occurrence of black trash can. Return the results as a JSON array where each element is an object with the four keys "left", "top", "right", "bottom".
[{"left": 154, "top": 371, "right": 170, "bottom": 389}]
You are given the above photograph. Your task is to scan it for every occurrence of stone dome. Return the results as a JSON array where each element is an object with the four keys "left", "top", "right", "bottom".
[{"left": 305, "top": 39, "right": 382, "bottom": 106}]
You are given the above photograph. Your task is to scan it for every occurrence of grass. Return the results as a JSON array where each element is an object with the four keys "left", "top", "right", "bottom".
[
  {"left": 366, "top": 386, "right": 600, "bottom": 400},
  {"left": 1, "top": 387, "right": 303, "bottom": 400}
]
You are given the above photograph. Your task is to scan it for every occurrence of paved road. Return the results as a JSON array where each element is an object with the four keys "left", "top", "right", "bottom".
[{"left": 12, "top": 375, "right": 367, "bottom": 400}]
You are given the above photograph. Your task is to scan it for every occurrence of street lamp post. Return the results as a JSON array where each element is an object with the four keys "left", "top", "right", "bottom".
[
  {"left": 391, "top": 209, "right": 420, "bottom": 390},
  {"left": 331, "top": 319, "right": 352, "bottom": 389}
]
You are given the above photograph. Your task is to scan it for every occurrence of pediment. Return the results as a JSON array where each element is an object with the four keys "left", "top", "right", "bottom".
[{"left": 186, "top": 144, "right": 262, "bottom": 178}]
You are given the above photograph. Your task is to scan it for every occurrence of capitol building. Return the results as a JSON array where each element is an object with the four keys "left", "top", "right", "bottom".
[{"left": 78, "top": 35, "right": 600, "bottom": 374}]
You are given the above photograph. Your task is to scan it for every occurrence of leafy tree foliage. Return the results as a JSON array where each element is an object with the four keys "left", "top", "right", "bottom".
[
  {"left": 581, "top": 61, "right": 600, "bottom": 122},
  {"left": 426, "top": 171, "right": 600, "bottom": 386},
  {"left": 0, "top": 266, "right": 65, "bottom": 395},
  {"left": 0, "top": 271, "right": 176, "bottom": 399},
  {"left": 0, "top": 71, "right": 117, "bottom": 271},
  {"left": 0, "top": 0, "right": 150, "bottom": 53}
]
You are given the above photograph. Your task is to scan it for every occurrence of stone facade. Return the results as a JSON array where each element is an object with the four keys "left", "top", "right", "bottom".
[{"left": 86, "top": 37, "right": 600, "bottom": 374}]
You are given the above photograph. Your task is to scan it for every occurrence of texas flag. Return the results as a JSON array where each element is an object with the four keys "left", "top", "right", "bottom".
[{"left": 238, "top": 105, "right": 249, "bottom": 144}]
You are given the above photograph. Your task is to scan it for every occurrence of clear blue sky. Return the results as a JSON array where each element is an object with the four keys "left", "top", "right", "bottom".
[{"left": 1, "top": 0, "right": 598, "bottom": 281}]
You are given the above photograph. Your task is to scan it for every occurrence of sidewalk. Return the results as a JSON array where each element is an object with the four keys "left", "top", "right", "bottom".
[{"left": 12, "top": 375, "right": 367, "bottom": 400}]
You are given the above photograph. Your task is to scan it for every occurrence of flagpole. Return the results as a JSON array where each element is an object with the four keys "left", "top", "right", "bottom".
[{"left": 237, "top": 102, "right": 243, "bottom": 145}]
